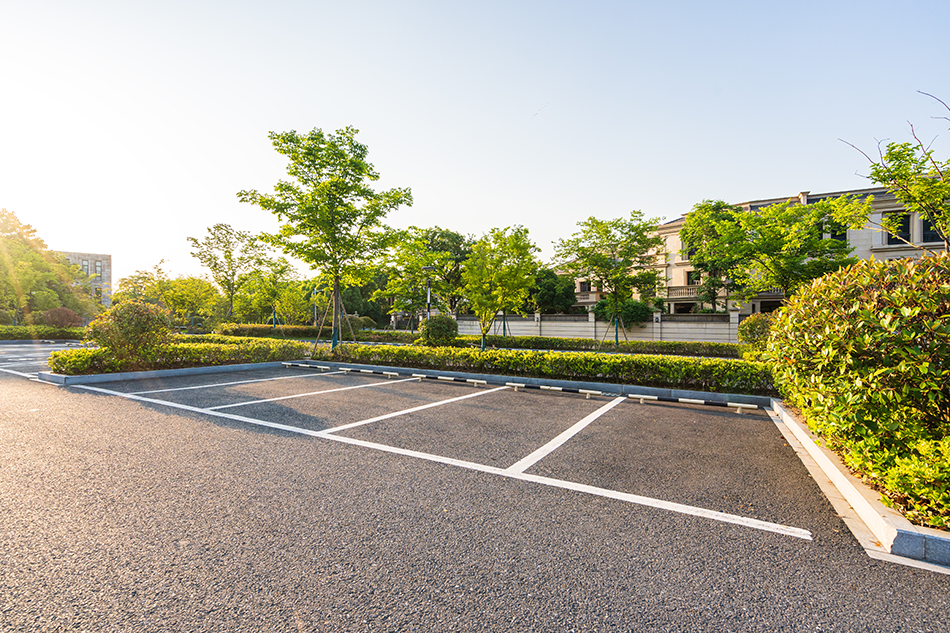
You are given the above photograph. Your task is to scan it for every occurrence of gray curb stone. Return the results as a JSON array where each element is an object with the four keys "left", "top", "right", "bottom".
[{"left": 37, "top": 362, "right": 289, "bottom": 385}]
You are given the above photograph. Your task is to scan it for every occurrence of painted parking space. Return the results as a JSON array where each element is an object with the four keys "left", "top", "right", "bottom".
[
  {"left": 523, "top": 401, "right": 827, "bottom": 528},
  {"left": 0, "top": 341, "right": 78, "bottom": 378},
  {"left": 336, "top": 388, "right": 611, "bottom": 468},
  {"left": 74, "top": 364, "right": 814, "bottom": 541}
]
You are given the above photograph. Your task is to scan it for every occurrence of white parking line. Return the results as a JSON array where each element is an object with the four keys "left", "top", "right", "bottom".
[
  {"left": 73, "top": 384, "right": 813, "bottom": 541},
  {"left": 208, "top": 376, "right": 420, "bottom": 410},
  {"left": 130, "top": 370, "right": 346, "bottom": 395},
  {"left": 505, "top": 397, "right": 626, "bottom": 474},
  {"left": 0, "top": 367, "right": 35, "bottom": 378},
  {"left": 320, "top": 386, "right": 509, "bottom": 434}
]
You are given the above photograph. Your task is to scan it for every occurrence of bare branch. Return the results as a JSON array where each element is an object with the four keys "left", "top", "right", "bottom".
[
  {"left": 838, "top": 138, "right": 875, "bottom": 163},
  {"left": 918, "top": 90, "right": 950, "bottom": 120}
]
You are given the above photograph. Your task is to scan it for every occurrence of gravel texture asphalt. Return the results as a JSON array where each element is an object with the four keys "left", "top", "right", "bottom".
[{"left": 2, "top": 365, "right": 949, "bottom": 632}]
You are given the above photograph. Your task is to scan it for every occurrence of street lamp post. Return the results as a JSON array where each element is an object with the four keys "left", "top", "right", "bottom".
[{"left": 422, "top": 266, "right": 435, "bottom": 322}]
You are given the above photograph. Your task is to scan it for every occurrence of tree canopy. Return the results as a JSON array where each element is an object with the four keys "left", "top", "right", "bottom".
[
  {"left": 237, "top": 126, "right": 412, "bottom": 346},
  {"left": 837, "top": 91, "right": 950, "bottom": 252},
  {"left": 462, "top": 226, "right": 539, "bottom": 348},
  {"left": 0, "top": 208, "right": 98, "bottom": 324},
  {"left": 375, "top": 226, "right": 473, "bottom": 319},
  {"left": 680, "top": 198, "right": 856, "bottom": 302},
  {"left": 187, "top": 223, "right": 262, "bottom": 318},
  {"left": 553, "top": 211, "right": 663, "bottom": 323}
]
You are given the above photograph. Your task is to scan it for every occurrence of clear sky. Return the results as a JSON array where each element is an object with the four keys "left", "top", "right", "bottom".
[{"left": 2, "top": 0, "right": 948, "bottom": 284}]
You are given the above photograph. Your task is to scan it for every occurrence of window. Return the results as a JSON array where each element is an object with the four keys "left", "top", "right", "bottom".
[
  {"left": 886, "top": 214, "right": 911, "bottom": 245},
  {"left": 95, "top": 261, "right": 102, "bottom": 282},
  {"left": 81, "top": 259, "right": 89, "bottom": 275},
  {"left": 687, "top": 270, "right": 702, "bottom": 286},
  {"left": 579, "top": 281, "right": 591, "bottom": 293},
  {"left": 922, "top": 217, "right": 944, "bottom": 243}
]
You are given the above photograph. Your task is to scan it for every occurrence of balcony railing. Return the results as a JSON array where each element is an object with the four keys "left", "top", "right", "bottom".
[{"left": 665, "top": 286, "right": 785, "bottom": 299}]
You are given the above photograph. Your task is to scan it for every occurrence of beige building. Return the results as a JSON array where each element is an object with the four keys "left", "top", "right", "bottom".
[
  {"left": 574, "top": 186, "right": 945, "bottom": 314},
  {"left": 58, "top": 251, "right": 112, "bottom": 306}
]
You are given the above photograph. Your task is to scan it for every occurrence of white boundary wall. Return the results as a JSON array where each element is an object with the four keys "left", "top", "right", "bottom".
[{"left": 454, "top": 312, "right": 740, "bottom": 344}]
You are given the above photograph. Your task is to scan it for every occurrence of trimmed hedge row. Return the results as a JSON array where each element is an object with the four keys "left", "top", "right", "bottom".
[
  {"left": 0, "top": 325, "right": 86, "bottom": 340},
  {"left": 455, "top": 335, "right": 743, "bottom": 359},
  {"left": 321, "top": 344, "right": 775, "bottom": 396},
  {"left": 48, "top": 336, "right": 312, "bottom": 375}
]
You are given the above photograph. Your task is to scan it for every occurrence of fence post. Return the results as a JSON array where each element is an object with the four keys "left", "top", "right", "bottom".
[
  {"left": 653, "top": 311, "right": 662, "bottom": 341},
  {"left": 729, "top": 309, "right": 740, "bottom": 344}
]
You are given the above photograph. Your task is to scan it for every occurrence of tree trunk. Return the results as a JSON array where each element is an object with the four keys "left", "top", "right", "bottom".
[{"left": 331, "top": 275, "right": 341, "bottom": 351}]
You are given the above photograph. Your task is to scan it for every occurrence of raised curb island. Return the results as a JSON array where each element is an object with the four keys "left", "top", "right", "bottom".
[{"left": 772, "top": 400, "right": 950, "bottom": 567}]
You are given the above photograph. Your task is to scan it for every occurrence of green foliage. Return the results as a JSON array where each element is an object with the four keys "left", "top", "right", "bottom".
[
  {"left": 49, "top": 335, "right": 312, "bottom": 375},
  {"left": 681, "top": 198, "right": 857, "bottom": 301},
  {"left": 737, "top": 313, "right": 774, "bottom": 351},
  {"left": 836, "top": 92, "right": 949, "bottom": 252},
  {"left": 767, "top": 253, "right": 950, "bottom": 528},
  {"left": 531, "top": 268, "right": 579, "bottom": 314},
  {"left": 0, "top": 325, "right": 85, "bottom": 340},
  {"left": 593, "top": 298, "right": 653, "bottom": 327},
  {"left": 0, "top": 208, "right": 100, "bottom": 322},
  {"left": 418, "top": 315, "right": 459, "bottom": 346},
  {"left": 187, "top": 223, "right": 263, "bottom": 317},
  {"left": 215, "top": 322, "right": 405, "bottom": 341},
  {"left": 85, "top": 301, "right": 172, "bottom": 367},
  {"left": 462, "top": 226, "right": 539, "bottom": 343},
  {"left": 553, "top": 211, "right": 663, "bottom": 320},
  {"left": 376, "top": 226, "right": 473, "bottom": 316},
  {"left": 238, "top": 126, "right": 412, "bottom": 347},
  {"left": 329, "top": 344, "right": 775, "bottom": 395}
]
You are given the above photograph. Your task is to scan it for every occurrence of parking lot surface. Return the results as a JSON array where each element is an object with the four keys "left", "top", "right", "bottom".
[{"left": 2, "top": 362, "right": 948, "bottom": 631}]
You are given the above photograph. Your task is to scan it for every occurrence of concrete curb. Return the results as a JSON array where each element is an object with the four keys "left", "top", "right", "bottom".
[
  {"left": 37, "top": 362, "right": 290, "bottom": 385},
  {"left": 771, "top": 399, "right": 950, "bottom": 567}
]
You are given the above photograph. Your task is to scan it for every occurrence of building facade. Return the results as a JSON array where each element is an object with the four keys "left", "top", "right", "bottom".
[
  {"left": 574, "top": 186, "right": 945, "bottom": 314},
  {"left": 58, "top": 251, "right": 112, "bottom": 306}
]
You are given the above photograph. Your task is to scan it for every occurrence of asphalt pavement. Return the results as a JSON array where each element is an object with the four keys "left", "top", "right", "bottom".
[{"left": 1, "top": 362, "right": 948, "bottom": 632}]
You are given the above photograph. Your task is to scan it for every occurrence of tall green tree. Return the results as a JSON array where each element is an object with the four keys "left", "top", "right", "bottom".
[
  {"left": 187, "top": 223, "right": 263, "bottom": 318},
  {"left": 461, "top": 226, "right": 539, "bottom": 349},
  {"left": 237, "top": 126, "right": 412, "bottom": 348},
  {"left": 837, "top": 91, "right": 949, "bottom": 252},
  {"left": 681, "top": 199, "right": 856, "bottom": 303},
  {"left": 376, "top": 226, "right": 473, "bottom": 320},
  {"left": 680, "top": 200, "right": 747, "bottom": 312},
  {"left": 553, "top": 211, "right": 663, "bottom": 341}
]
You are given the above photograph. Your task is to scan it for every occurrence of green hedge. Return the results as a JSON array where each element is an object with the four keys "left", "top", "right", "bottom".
[
  {"left": 48, "top": 337, "right": 312, "bottom": 375},
  {"left": 767, "top": 253, "right": 949, "bottom": 529},
  {"left": 455, "top": 335, "right": 742, "bottom": 358},
  {"left": 0, "top": 325, "right": 86, "bottom": 340},
  {"left": 323, "top": 344, "right": 775, "bottom": 395}
]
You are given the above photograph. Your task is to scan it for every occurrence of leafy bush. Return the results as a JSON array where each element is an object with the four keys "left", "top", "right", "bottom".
[
  {"left": 767, "top": 253, "right": 950, "bottom": 528},
  {"left": 48, "top": 335, "right": 312, "bottom": 375},
  {"left": 85, "top": 301, "right": 172, "bottom": 368},
  {"left": 593, "top": 298, "right": 654, "bottom": 326},
  {"left": 34, "top": 307, "right": 83, "bottom": 328},
  {"left": 328, "top": 344, "right": 775, "bottom": 395},
  {"left": 0, "top": 325, "right": 86, "bottom": 340},
  {"left": 737, "top": 313, "right": 774, "bottom": 350},
  {"left": 418, "top": 315, "right": 459, "bottom": 346}
]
